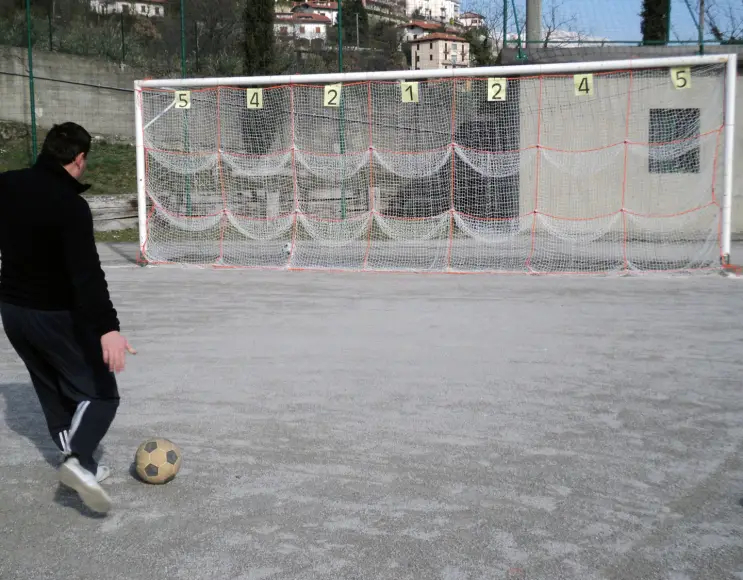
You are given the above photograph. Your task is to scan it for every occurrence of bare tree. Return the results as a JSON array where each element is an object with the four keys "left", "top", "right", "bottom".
[
  {"left": 541, "top": 0, "right": 585, "bottom": 47},
  {"left": 463, "top": 0, "right": 505, "bottom": 53},
  {"left": 705, "top": 0, "right": 743, "bottom": 43}
]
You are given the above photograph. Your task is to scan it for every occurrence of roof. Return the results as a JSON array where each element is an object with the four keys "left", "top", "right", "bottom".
[
  {"left": 409, "top": 32, "right": 468, "bottom": 43},
  {"left": 292, "top": 1, "right": 338, "bottom": 10},
  {"left": 403, "top": 20, "right": 444, "bottom": 31},
  {"left": 459, "top": 12, "right": 484, "bottom": 19},
  {"left": 276, "top": 12, "right": 332, "bottom": 23}
]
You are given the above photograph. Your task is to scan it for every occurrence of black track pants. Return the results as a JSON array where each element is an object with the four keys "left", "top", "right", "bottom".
[{"left": 0, "top": 302, "right": 119, "bottom": 474}]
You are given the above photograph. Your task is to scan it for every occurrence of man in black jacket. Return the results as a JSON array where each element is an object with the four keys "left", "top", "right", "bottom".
[{"left": 0, "top": 122, "right": 135, "bottom": 514}]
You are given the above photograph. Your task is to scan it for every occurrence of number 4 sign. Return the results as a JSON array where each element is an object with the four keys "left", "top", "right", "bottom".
[
  {"left": 574, "top": 74, "right": 593, "bottom": 97},
  {"left": 247, "top": 88, "right": 263, "bottom": 109}
]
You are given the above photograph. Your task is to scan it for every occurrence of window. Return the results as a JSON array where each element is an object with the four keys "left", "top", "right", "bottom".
[
  {"left": 648, "top": 108, "right": 700, "bottom": 174},
  {"left": 155, "top": 6, "right": 160, "bottom": 14},
  {"left": 280, "top": 26, "right": 288, "bottom": 33},
  {"left": 299, "top": 26, "right": 305, "bottom": 33},
  {"left": 315, "top": 26, "right": 320, "bottom": 32},
  {"left": 429, "top": 42, "right": 433, "bottom": 49},
  {"left": 140, "top": 4, "right": 145, "bottom": 12},
  {"left": 429, "top": 54, "right": 432, "bottom": 60}
]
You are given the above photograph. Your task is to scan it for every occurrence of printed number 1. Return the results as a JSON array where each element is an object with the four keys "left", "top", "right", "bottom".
[
  {"left": 671, "top": 67, "right": 691, "bottom": 90},
  {"left": 401, "top": 82, "right": 419, "bottom": 103}
]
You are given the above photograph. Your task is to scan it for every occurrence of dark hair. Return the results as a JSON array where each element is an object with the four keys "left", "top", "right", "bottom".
[{"left": 40, "top": 122, "right": 91, "bottom": 165}]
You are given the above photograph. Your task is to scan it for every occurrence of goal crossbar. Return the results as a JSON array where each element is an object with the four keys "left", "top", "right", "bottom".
[{"left": 135, "top": 55, "right": 733, "bottom": 89}]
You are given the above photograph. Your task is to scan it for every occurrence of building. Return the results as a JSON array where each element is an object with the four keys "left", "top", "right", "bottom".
[
  {"left": 291, "top": 1, "right": 338, "bottom": 25},
  {"left": 400, "top": 20, "right": 444, "bottom": 43},
  {"left": 275, "top": 12, "right": 333, "bottom": 41},
  {"left": 406, "top": 0, "right": 460, "bottom": 24},
  {"left": 409, "top": 32, "right": 469, "bottom": 70},
  {"left": 89, "top": 0, "right": 166, "bottom": 17},
  {"left": 458, "top": 11, "right": 484, "bottom": 29},
  {"left": 365, "top": 0, "right": 407, "bottom": 19}
]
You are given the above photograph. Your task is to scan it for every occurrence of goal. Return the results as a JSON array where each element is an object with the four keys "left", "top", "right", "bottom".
[{"left": 134, "top": 54, "right": 737, "bottom": 274}]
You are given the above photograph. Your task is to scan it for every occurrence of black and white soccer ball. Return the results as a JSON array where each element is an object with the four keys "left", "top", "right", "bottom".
[{"left": 134, "top": 438, "right": 182, "bottom": 485}]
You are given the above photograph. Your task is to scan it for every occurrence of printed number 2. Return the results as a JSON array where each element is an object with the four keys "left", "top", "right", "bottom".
[
  {"left": 174, "top": 91, "right": 191, "bottom": 109},
  {"left": 401, "top": 82, "right": 419, "bottom": 103},
  {"left": 247, "top": 88, "right": 263, "bottom": 109},
  {"left": 324, "top": 84, "right": 342, "bottom": 107},
  {"left": 487, "top": 78, "right": 507, "bottom": 101},
  {"left": 672, "top": 67, "right": 691, "bottom": 90},
  {"left": 574, "top": 74, "right": 593, "bottom": 96}
]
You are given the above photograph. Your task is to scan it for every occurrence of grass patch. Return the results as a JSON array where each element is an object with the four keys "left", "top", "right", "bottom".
[
  {"left": 0, "top": 125, "right": 136, "bottom": 196},
  {"left": 94, "top": 228, "right": 139, "bottom": 243}
]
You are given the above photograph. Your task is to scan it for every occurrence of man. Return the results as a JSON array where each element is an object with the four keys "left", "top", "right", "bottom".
[{"left": 0, "top": 122, "right": 135, "bottom": 514}]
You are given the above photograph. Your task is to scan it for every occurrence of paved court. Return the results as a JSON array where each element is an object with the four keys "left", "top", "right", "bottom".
[{"left": 1, "top": 243, "right": 742, "bottom": 580}]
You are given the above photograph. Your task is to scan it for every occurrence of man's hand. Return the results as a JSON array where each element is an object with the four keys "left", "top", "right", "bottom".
[{"left": 101, "top": 330, "right": 137, "bottom": 373}]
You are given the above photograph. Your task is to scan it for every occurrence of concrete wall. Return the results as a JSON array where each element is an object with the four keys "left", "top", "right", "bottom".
[
  {"left": 3, "top": 44, "right": 743, "bottom": 237},
  {"left": 0, "top": 46, "right": 140, "bottom": 138},
  {"left": 517, "top": 71, "right": 726, "bottom": 236}
]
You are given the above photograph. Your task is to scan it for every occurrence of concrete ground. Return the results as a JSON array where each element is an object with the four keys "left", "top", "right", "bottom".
[{"left": 1, "top": 243, "right": 743, "bottom": 580}]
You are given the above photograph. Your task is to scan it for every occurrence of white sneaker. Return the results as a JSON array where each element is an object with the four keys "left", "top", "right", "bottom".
[
  {"left": 59, "top": 457, "right": 112, "bottom": 514},
  {"left": 96, "top": 465, "right": 111, "bottom": 483}
]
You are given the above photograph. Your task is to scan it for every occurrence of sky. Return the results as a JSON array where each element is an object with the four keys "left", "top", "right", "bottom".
[{"left": 461, "top": 0, "right": 740, "bottom": 43}]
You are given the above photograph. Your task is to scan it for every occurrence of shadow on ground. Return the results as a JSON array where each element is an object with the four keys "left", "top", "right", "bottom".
[
  {"left": 1, "top": 382, "right": 60, "bottom": 467},
  {"left": 0, "top": 382, "right": 108, "bottom": 518}
]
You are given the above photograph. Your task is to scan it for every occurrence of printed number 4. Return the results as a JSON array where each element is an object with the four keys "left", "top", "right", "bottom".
[
  {"left": 247, "top": 88, "right": 263, "bottom": 109},
  {"left": 574, "top": 74, "right": 593, "bottom": 97}
]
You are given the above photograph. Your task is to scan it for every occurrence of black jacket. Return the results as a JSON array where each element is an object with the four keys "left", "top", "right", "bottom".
[{"left": 0, "top": 153, "right": 120, "bottom": 337}]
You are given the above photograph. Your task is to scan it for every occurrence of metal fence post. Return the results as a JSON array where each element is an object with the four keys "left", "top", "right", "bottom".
[{"left": 25, "top": 0, "right": 38, "bottom": 163}]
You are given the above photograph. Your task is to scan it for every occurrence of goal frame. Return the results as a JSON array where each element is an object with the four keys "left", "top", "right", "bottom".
[{"left": 133, "top": 54, "right": 738, "bottom": 269}]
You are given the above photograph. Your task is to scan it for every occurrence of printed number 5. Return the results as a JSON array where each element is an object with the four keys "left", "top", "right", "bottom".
[
  {"left": 672, "top": 67, "right": 691, "bottom": 90},
  {"left": 174, "top": 91, "right": 191, "bottom": 109}
]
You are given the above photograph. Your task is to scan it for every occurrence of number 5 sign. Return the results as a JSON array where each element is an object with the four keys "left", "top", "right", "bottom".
[
  {"left": 671, "top": 67, "right": 691, "bottom": 90},
  {"left": 174, "top": 91, "right": 191, "bottom": 109}
]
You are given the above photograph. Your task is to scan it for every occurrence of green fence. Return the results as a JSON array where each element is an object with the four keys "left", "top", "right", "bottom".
[{"left": 1, "top": 0, "right": 740, "bottom": 179}]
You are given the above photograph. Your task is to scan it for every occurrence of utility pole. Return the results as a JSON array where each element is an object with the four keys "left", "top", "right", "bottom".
[
  {"left": 699, "top": 0, "right": 705, "bottom": 54},
  {"left": 525, "top": 0, "right": 541, "bottom": 52}
]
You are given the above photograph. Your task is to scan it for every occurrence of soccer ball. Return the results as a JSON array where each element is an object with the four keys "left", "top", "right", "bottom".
[{"left": 134, "top": 438, "right": 182, "bottom": 484}]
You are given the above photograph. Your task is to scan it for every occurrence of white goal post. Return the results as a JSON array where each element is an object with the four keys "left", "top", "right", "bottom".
[{"left": 134, "top": 54, "right": 737, "bottom": 274}]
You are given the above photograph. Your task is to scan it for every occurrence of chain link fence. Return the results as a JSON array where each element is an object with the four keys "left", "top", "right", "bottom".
[{"left": 1, "top": 0, "right": 740, "bottom": 193}]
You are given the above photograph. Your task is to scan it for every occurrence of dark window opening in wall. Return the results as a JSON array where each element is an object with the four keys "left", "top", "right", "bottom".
[{"left": 648, "top": 108, "right": 700, "bottom": 174}]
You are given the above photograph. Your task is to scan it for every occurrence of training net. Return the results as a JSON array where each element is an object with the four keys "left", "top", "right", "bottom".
[{"left": 135, "top": 57, "right": 732, "bottom": 273}]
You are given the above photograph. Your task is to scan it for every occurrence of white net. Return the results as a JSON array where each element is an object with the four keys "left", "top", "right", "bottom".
[{"left": 136, "top": 60, "right": 730, "bottom": 273}]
